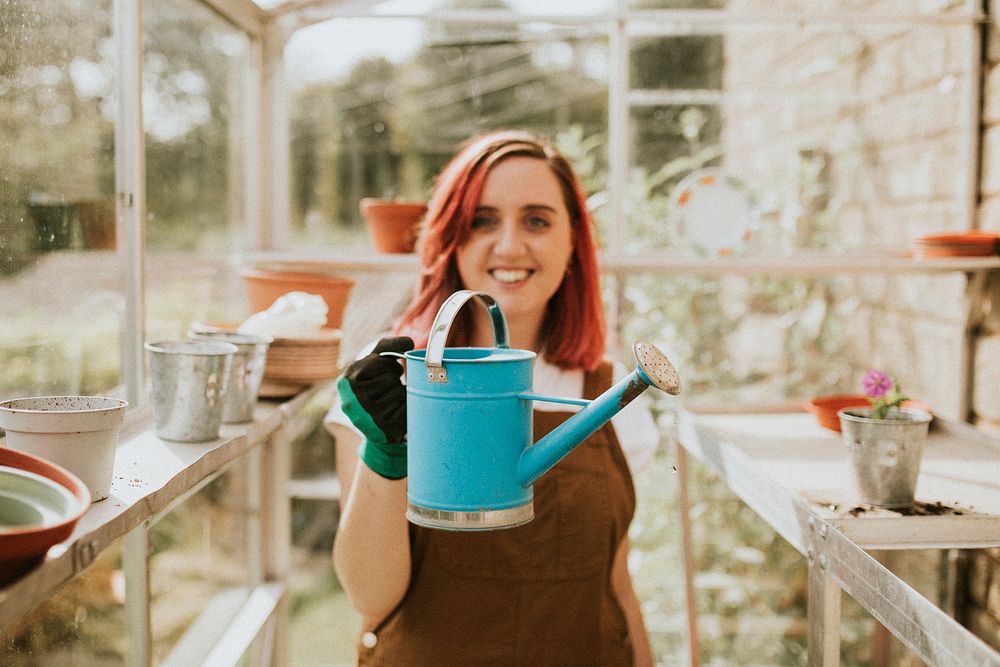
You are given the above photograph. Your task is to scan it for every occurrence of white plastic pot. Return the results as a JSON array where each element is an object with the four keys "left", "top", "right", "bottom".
[{"left": 0, "top": 396, "right": 128, "bottom": 502}]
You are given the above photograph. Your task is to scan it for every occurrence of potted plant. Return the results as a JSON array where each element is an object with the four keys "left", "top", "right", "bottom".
[
  {"left": 359, "top": 198, "right": 427, "bottom": 254},
  {"left": 837, "top": 371, "right": 933, "bottom": 508}
]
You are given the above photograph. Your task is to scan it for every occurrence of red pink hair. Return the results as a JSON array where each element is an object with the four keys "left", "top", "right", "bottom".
[{"left": 393, "top": 130, "right": 606, "bottom": 371}]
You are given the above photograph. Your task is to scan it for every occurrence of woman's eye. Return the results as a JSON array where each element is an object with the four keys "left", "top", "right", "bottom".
[
  {"left": 471, "top": 215, "right": 496, "bottom": 229},
  {"left": 525, "top": 215, "right": 550, "bottom": 229}
]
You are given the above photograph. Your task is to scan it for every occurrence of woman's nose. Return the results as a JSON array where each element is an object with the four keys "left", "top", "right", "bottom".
[{"left": 494, "top": 220, "right": 526, "bottom": 254}]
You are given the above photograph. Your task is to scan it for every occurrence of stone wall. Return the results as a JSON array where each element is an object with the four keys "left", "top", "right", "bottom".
[
  {"left": 723, "top": 0, "right": 999, "bottom": 652},
  {"left": 723, "top": 0, "right": 975, "bottom": 419}
]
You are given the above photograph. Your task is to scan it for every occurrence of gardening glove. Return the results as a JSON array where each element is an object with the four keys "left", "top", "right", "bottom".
[{"left": 336, "top": 336, "right": 413, "bottom": 480}]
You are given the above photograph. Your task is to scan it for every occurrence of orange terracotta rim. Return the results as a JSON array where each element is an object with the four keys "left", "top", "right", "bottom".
[
  {"left": 915, "top": 231, "right": 1000, "bottom": 245},
  {"left": 806, "top": 394, "right": 933, "bottom": 432},
  {"left": 913, "top": 245, "right": 998, "bottom": 258},
  {"left": 239, "top": 267, "right": 355, "bottom": 286},
  {"left": 360, "top": 199, "right": 428, "bottom": 254},
  {"left": 805, "top": 394, "right": 870, "bottom": 432},
  {"left": 0, "top": 447, "right": 90, "bottom": 584},
  {"left": 360, "top": 198, "right": 427, "bottom": 216}
]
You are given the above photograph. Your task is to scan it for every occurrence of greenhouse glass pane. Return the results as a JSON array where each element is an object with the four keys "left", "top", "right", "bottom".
[
  {"left": 0, "top": 541, "right": 126, "bottom": 663},
  {"left": 144, "top": 0, "right": 252, "bottom": 339},
  {"left": 621, "top": 18, "right": 975, "bottom": 410},
  {"left": 625, "top": 22, "right": 974, "bottom": 257},
  {"left": 617, "top": 272, "right": 862, "bottom": 406},
  {"left": 284, "top": 17, "right": 608, "bottom": 250},
  {"left": 623, "top": 104, "right": 722, "bottom": 252},
  {"left": 149, "top": 463, "right": 257, "bottom": 663},
  {"left": 630, "top": 34, "right": 724, "bottom": 90},
  {"left": 0, "top": 0, "right": 122, "bottom": 401}
]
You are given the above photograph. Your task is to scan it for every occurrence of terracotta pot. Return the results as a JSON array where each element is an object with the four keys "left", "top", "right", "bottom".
[
  {"left": 73, "top": 200, "right": 116, "bottom": 249},
  {"left": 0, "top": 446, "right": 91, "bottom": 586},
  {"left": 806, "top": 395, "right": 870, "bottom": 432},
  {"left": 240, "top": 267, "right": 355, "bottom": 328},
  {"left": 806, "top": 395, "right": 933, "bottom": 432},
  {"left": 360, "top": 199, "right": 427, "bottom": 254}
]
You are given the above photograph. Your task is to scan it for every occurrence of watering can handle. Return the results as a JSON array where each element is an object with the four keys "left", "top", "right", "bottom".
[{"left": 425, "top": 290, "right": 509, "bottom": 376}]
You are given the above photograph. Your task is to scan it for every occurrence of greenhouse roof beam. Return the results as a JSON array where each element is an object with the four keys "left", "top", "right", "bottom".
[{"left": 201, "top": 0, "right": 268, "bottom": 37}]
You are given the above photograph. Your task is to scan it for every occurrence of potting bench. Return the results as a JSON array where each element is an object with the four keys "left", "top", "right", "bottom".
[
  {"left": 676, "top": 410, "right": 1000, "bottom": 666},
  {"left": 0, "top": 382, "right": 336, "bottom": 665}
]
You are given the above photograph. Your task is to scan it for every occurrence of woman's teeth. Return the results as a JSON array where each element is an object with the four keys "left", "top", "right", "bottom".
[{"left": 490, "top": 269, "right": 531, "bottom": 283}]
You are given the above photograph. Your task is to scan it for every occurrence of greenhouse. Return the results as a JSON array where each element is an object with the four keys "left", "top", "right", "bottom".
[{"left": 1, "top": 0, "right": 999, "bottom": 665}]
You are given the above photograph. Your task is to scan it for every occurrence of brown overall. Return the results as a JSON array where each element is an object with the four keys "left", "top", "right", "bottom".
[{"left": 356, "top": 361, "right": 637, "bottom": 666}]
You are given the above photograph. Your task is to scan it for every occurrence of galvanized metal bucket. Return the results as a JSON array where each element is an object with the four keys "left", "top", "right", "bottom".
[
  {"left": 145, "top": 340, "right": 238, "bottom": 442},
  {"left": 189, "top": 332, "right": 272, "bottom": 423},
  {"left": 838, "top": 407, "right": 933, "bottom": 508}
]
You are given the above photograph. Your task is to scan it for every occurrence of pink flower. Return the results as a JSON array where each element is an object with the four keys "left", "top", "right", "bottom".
[{"left": 862, "top": 370, "right": 892, "bottom": 398}]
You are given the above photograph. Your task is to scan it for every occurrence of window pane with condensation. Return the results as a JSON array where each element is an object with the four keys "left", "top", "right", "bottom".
[
  {"left": 0, "top": 541, "right": 126, "bottom": 664},
  {"left": 0, "top": 0, "right": 122, "bottom": 401},
  {"left": 149, "top": 461, "right": 258, "bottom": 663},
  {"left": 284, "top": 17, "right": 609, "bottom": 250},
  {"left": 143, "top": 0, "right": 252, "bottom": 341}
]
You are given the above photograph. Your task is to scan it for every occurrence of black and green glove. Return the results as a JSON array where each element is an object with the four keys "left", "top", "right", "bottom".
[{"left": 336, "top": 336, "right": 414, "bottom": 480}]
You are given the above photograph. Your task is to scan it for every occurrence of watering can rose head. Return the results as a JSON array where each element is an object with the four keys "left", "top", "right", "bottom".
[{"left": 861, "top": 370, "right": 908, "bottom": 420}]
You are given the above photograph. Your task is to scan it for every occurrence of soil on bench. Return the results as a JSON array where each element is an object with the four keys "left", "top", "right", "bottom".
[{"left": 841, "top": 500, "right": 966, "bottom": 517}]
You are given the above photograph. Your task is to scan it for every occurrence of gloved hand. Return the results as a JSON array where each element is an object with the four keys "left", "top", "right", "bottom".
[{"left": 336, "top": 336, "right": 414, "bottom": 480}]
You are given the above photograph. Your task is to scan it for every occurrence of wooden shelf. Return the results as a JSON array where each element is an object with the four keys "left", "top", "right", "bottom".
[
  {"left": 243, "top": 249, "right": 1000, "bottom": 276},
  {"left": 0, "top": 385, "right": 329, "bottom": 633}
]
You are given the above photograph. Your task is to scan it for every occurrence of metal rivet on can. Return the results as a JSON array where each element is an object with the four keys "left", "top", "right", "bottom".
[{"left": 361, "top": 631, "right": 377, "bottom": 649}]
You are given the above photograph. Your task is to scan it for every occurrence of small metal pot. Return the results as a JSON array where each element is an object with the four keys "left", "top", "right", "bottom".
[
  {"left": 145, "top": 340, "right": 238, "bottom": 442},
  {"left": 838, "top": 407, "right": 933, "bottom": 508},
  {"left": 188, "top": 332, "right": 272, "bottom": 423}
]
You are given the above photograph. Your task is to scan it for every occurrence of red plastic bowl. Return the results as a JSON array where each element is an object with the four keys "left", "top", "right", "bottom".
[
  {"left": 0, "top": 448, "right": 90, "bottom": 587},
  {"left": 913, "top": 231, "right": 999, "bottom": 258},
  {"left": 806, "top": 395, "right": 934, "bottom": 432},
  {"left": 805, "top": 395, "right": 870, "bottom": 432}
]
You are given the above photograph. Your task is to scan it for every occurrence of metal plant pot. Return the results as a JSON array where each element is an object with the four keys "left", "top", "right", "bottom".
[
  {"left": 145, "top": 340, "right": 237, "bottom": 442},
  {"left": 838, "top": 407, "right": 933, "bottom": 508},
  {"left": 188, "top": 331, "right": 272, "bottom": 424}
]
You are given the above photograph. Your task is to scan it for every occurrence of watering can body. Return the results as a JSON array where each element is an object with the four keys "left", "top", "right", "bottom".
[
  {"left": 402, "top": 291, "right": 680, "bottom": 531},
  {"left": 405, "top": 346, "right": 538, "bottom": 529}
]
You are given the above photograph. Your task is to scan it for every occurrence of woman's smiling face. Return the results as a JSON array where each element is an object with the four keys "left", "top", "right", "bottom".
[{"left": 456, "top": 157, "right": 574, "bottom": 335}]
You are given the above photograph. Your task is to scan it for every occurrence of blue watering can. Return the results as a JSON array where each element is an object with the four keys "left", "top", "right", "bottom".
[{"left": 397, "top": 290, "right": 681, "bottom": 531}]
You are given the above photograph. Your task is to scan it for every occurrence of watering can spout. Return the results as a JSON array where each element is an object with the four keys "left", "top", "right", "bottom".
[{"left": 517, "top": 342, "right": 681, "bottom": 487}]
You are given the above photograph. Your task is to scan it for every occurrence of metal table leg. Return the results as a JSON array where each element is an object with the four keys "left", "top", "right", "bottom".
[
  {"left": 676, "top": 445, "right": 700, "bottom": 667},
  {"left": 807, "top": 558, "right": 842, "bottom": 666}
]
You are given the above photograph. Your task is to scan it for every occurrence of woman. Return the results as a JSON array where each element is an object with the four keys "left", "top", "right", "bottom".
[{"left": 330, "top": 130, "right": 656, "bottom": 665}]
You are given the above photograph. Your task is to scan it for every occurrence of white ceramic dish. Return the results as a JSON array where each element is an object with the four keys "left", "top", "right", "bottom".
[
  {"left": 670, "top": 168, "right": 756, "bottom": 254},
  {"left": 0, "top": 465, "right": 79, "bottom": 530}
]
